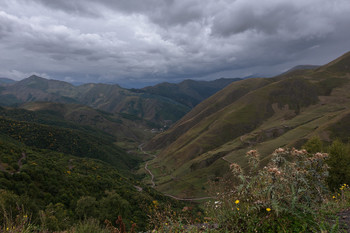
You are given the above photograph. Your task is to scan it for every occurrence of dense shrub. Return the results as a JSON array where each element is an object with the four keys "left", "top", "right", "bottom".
[{"left": 327, "top": 140, "right": 350, "bottom": 190}]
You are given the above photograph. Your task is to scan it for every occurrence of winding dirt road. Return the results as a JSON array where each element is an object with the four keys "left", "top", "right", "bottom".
[
  {"left": 221, "top": 156, "right": 231, "bottom": 164},
  {"left": 139, "top": 144, "right": 215, "bottom": 201},
  {"left": 144, "top": 161, "right": 155, "bottom": 187},
  {"left": 139, "top": 144, "right": 156, "bottom": 187},
  {"left": 18, "top": 152, "right": 26, "bottom": 168},
  {"left": 164, "top": 194, "right": 214, "bottom": 201}
]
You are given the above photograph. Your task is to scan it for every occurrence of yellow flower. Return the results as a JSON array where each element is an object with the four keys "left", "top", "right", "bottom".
[
  {"left": 235, "top": 200, "right": 239, "bottom": 204},
  {"left": 332, "top": 196, "right": 336, "bottom": 199},
  {"left": 152, "top": 200, "right": 159, "bottom": 206},
  {"left": 266, "top": 208, "right": 271, "bottom": 212},
  {"left": 237, "top": 208, "right": 240, "bottom": 211}
]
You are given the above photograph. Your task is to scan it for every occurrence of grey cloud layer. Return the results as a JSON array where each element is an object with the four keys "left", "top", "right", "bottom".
[{"left": 0, "top": 0, "right": 350, "bottom": 84}]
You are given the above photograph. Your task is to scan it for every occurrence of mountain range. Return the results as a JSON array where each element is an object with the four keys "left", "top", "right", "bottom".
[
  {"left": 144, "top": 51, "right": 350, "bottom": 197},
  {"left": 0, "top": 76, "right": 239, "bottom": 126}
]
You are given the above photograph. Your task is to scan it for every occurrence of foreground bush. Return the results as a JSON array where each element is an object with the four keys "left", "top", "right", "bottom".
[{"left": 206, "top": 148, "right": 331, "bottom": 232}]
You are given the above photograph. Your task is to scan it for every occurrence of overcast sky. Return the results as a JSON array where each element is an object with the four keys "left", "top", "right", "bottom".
[{"left": 1, "top": 0, "right": 350, "bottom": 87}]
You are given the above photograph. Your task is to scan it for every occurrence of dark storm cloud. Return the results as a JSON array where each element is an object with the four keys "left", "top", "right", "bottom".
[
  {"left": 0, "top": 0, "right": 350, "bottom": 85},
  {"left": 21, "top": 0, "right": 100, "bottom": 16},
  {"left": 26, "top": 0, "right": 204, "bottom": 27},
  {"left": 211, "top": 2, "right": 298, "bottom": 36}
]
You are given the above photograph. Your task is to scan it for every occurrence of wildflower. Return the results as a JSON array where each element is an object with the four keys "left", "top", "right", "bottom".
[
  {"left": 309, "top": 152, "right": 328, "bottom": 161},
  {"left": 246, "top": 150, "right": 259, "bottom": 158},
  {"left": 237, "top": 208, "right": 240, "bottom": 211},
  {"left": 235, "top": 200, "right": 239, "bottom": 204},
  {"left": 230, "top": 163, "right": 243, "bottom": 175},
  {"left": 152, "top": 200, "right": 158, "bottom": 206},
  {"left": 266, "top": 208, "right": 271, "bottom": 212},
  {"left": 24, "top": 214, "right": 28, "bottom": 218},
  {"left": 274, "top": 148, "right": 285, "bottom": 153},
  {"left": 267, "top": 167, "right": 281, "bottom": 176},
  {"left": 332, "top": 196, "right": 336, "bottom": 199}
]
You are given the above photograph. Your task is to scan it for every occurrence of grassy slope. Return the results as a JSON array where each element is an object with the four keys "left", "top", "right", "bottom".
[{"left": 144, "top": 51, "right": 350, "bottom": 198}]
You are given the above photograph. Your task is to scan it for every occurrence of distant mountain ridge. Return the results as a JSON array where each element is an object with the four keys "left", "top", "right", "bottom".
[
  {"left": 0, "top": 77, "right": 16, "bottom": 84},
  {"left": 139, "top": 78, "right": 241, "bottom": 108},
  {"left": 0, "top": 76, "right": 238, "bottom": 124},
  {"left": 144, "top": 51, "right": 350, "bottom": 198}
]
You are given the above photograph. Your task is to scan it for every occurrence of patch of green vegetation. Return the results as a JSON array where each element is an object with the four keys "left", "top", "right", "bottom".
[
  {"left": 0, "top": 107, "right": 140, "bottom": 172},
  {"left": 0, "top": 107, "right": 103, "bottom": 136},
  {"left": 0, "top": 117, "right": 138, "bottom": 171},
  {"left": 328, "top": 113, "right": 350, "bottom": 142},
  {"left": 155, "top": 103, "right": 190, "bottom": 122},
  {"left": 0, "top": 137, "right": 180, "bottom": 231},
  {"left": 327, "top": 140, "right": 350, "bottom": 191}
]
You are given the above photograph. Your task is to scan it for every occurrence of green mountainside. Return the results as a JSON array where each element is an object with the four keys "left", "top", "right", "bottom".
[
  {"left": 144, "top": 51, "right": 350, "bottom": 198},
  {"left": 18, "top": 102, "right": 156, "bottom": 146},
  {"left": 0, "top": 106, "right": 139, "bottom": 172},
  {"left": 0, "top": 106, "right": 183, "bottom": 231}
]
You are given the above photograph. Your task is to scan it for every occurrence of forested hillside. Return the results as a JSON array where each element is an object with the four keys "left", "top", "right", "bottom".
[{"left": 0, "top": 106, "right": 182, "bottom": 231}]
